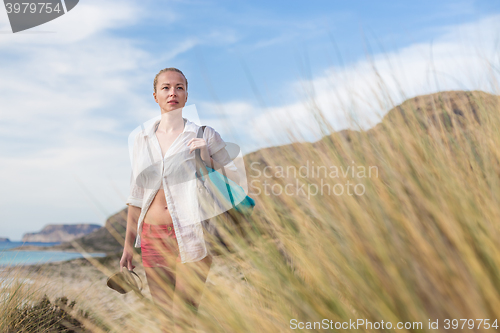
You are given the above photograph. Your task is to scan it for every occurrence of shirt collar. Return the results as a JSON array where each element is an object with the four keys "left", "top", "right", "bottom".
[{"left": 142, "top": 117, "right": 198, "bottom": 138}]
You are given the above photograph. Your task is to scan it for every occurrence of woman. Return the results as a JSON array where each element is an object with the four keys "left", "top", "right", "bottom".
[{"left": 120, "top": 67, "right": 238, "bottom": 331}]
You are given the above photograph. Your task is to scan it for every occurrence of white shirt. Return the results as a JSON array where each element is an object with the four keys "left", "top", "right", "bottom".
[{"left": 126, "top": 117, "right": 235, "bottom": 263}]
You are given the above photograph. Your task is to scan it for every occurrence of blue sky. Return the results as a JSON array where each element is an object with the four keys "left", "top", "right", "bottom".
[
  {"left": 131, "top": 0, "right": 498, "bottom": 102},
  {"left": 0, "top": 0, "right": 499, "bottom": 240}
]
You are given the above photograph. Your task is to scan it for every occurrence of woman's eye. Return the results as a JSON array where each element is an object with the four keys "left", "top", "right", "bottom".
[{"left": 177, "top": 87, "right": 183, "bottom": 90}]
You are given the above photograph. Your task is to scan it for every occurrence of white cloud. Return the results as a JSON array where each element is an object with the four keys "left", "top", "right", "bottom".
[{"left": 210, "top": 14, "right": 500, "bottom": 154}]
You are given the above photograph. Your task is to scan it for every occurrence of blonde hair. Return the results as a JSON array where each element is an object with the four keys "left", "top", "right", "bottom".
[{"left": 153, "top": 68, "right": 188, "bottom": 93}]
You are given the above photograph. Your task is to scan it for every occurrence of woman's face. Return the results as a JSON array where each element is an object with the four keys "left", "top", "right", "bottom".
[{"left": 153, "top": 71, "right": 188, "bottom": 112}]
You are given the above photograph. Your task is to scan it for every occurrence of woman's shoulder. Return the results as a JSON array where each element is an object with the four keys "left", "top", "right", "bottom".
[
  {"left": 200, "top": 125, "right": 226, "bottom": 153},
  {"left": 200, "top": 125, "right": 223, "bottom": 139},
  {"left": 129, "top": 119, "right": 158, "bottom": 147},
  {"left": 183, "top": 118, "right": 224, "bottom": 145},
  {"left": 128, "top": 123, "right": 154, "bottom": 164},
  {"left": 201, "top": 125, "right": 218, "bottom": 135}
]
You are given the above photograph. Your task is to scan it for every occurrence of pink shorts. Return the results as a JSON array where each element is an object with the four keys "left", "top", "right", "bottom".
[{"left": 141, "top": 222, "right": 181, "bottom": 268}]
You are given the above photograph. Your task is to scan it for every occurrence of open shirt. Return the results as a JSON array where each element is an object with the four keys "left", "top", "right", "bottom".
[{"left": 126, "top": 117, "right": 237, "bottom": 263}]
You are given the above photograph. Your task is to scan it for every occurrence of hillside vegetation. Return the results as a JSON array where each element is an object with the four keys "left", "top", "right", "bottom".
[{"left": 227, "top": 89, "right": 500, "bottom": 332}]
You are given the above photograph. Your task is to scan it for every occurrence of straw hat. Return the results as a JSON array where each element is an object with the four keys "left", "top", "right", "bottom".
[{"left": 107, "top": 269, "right": 143, "bottom": 296}]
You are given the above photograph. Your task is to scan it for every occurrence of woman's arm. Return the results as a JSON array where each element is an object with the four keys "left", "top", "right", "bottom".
[
  {"left": 120, "top": 204, "right": 141, "bottom": 271},
  {"left": 121, "top": 135, "right": 145, "bottom": 271},
  {"left": 125, "top": 205, "right": 140, "bottom": 249}
]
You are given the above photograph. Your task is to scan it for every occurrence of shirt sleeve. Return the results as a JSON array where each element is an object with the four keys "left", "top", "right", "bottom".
[
  {"left": 126, "top": 169, "right": 144, "bottom": 208},
  {"left": 210, "top": 148, "right": 237, "bottom": 172},
  {"left": 203, "top": 126, "right": 226, "bottom": 156},
  {"left": 203, "top": 126, "right": 238, "bottom": 171},
  {"left": 125, "top": 134, "right": 144, "bottom": 208}
]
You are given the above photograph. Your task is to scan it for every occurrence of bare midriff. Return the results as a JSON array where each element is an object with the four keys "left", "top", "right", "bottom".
[
  {"left": 143, "top": 184, "right": 173, "bottom": 225},
  {"left": 144, "top": 121, "right": 184, "bottom": 226}
]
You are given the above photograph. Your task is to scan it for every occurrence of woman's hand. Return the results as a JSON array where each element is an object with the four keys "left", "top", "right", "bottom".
[
  {"left": 187, "top": 137, "right": 211, "bottom": 165},
  {"left": 120, "top": 246, "right": 136, "bottom": 272}
]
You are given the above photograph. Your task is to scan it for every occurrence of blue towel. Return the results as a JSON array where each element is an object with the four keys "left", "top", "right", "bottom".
[{"left": 198, "top": 166, "right": 255, "bottom": 216}]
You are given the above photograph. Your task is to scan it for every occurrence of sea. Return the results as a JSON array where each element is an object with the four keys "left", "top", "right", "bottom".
[{"left": 0, "top": 241, "right": 107, "bottom": 267}]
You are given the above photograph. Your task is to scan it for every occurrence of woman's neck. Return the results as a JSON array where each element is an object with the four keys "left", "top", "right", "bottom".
[{"left": 157, "top": 108, "right": 184, "bottom": 133}]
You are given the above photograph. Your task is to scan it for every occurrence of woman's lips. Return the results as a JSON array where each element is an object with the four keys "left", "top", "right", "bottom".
[{"left": 168, "top": 101, "right": 178, "bottom": 104}]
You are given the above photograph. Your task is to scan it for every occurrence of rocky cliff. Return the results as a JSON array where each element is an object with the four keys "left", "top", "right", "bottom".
[
  {"left": 42, "top": 208, "right": 128, "bottom": 254},
  {"left": 21, "top": 224, "right": 101, "bottom": 243},
  {"left": 0, "top": 237, "right": 10, "bottom": 242}
]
